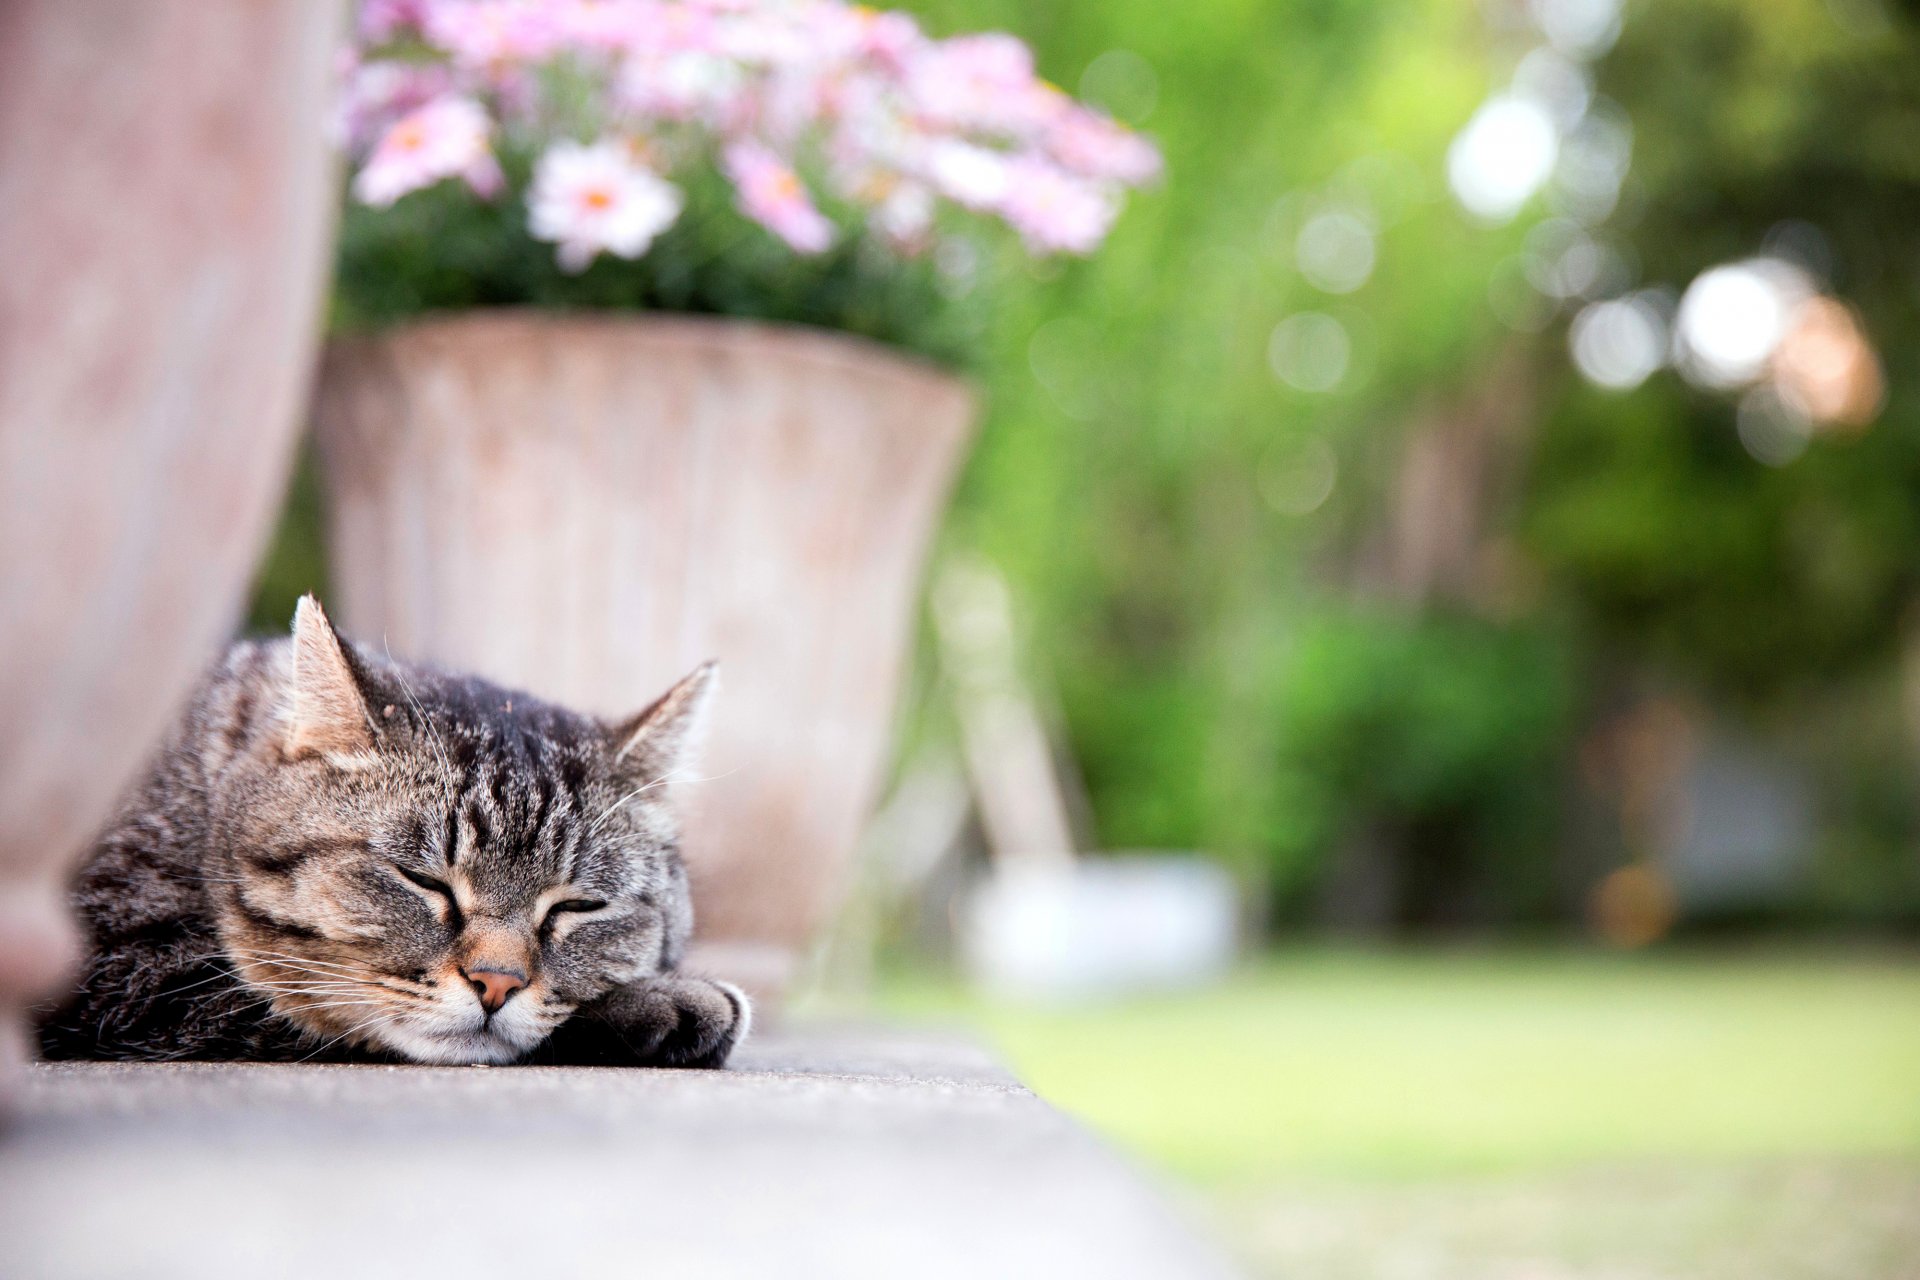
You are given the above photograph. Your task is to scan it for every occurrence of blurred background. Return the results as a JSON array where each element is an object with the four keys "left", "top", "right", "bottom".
[{"left": 257, "top": 0, "right": 1920, "bottom": 1274}]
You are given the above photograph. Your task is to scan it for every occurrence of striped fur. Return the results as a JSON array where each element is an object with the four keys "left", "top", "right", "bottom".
[{"left": 36, "top": 598, "right": 745, "bottom": 1068}]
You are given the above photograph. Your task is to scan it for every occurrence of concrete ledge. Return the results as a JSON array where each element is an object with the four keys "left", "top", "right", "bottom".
[{"left": 1, "top": 1026, "right": 1236, "bottom": 1279}]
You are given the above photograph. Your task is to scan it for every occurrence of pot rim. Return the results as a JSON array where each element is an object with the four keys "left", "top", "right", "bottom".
[{"left": 329, "top": 308, "right": 977, "bottom": 396}]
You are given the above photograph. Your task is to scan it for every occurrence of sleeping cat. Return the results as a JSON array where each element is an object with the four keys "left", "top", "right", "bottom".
[{"left": 35, "top": 596, "right": 748, "bottom": 1068}]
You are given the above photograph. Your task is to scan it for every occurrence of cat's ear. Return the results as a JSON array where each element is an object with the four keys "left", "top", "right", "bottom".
[
  {"left": 609, "top": 662, "right": 718, "bottom": 785},
  {"left": 285, "top": 595, "right": 378, "bottom": 764}
]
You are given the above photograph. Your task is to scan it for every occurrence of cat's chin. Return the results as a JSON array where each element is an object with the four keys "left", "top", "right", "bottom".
[{"left": 371, "top": 1021, "right": 538, "bottom": 1066}]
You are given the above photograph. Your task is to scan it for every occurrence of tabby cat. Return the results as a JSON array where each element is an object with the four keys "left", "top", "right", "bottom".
[{"left": 36, "top": 596, "right": 748, "bottom": 1067}]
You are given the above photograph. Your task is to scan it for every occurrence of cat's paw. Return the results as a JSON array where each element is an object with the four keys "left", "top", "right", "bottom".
[{"left": 552, "top": 975, "right": 751, "bottom": 1069}]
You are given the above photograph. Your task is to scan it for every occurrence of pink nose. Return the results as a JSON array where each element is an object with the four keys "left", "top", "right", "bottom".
[{"left": 462, "top": 966, "right": 526, "bottom": 1013}]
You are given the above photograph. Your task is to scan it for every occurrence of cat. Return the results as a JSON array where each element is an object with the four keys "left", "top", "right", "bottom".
[{"left": 35, "top": 595, "right": 748, "bottom": 1068}]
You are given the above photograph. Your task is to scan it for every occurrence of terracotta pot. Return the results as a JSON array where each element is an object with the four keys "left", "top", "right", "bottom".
[
  {"left": 313, "top": 313, "right": 976, "bottom": 1001},
  {"left": 0, "top": 0, "right": 342, "bottom": 1101}
]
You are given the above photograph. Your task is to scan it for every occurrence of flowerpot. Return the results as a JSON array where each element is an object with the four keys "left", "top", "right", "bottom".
[
  {"left": 312, "top": 313, "right": 976, "bottom": 1002},
  {"left": 0, "top": 0, "right": 342, "bottom": 1101}
]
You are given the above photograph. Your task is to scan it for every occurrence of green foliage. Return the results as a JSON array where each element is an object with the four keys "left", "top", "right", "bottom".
[
  {"left": 901, "top": 0, "right": 1542, "bottom": 882},
  {"left": 1263, "top": 608, "right": 1574, "bottom": 913},
  {"left": 333, "top": 157, "right": 991, "bottom": 366},
  {"left": 1522, "top": 377, "right": 1920, "bottom": 700},
  {"left": 1518, "top": 0, "right": 1920, "bottom": 704},
  {"left": 893, "top": 0, "right": 1920, "bottom": 926}
]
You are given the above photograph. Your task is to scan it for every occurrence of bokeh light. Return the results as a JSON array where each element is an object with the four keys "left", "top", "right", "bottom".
[
  {"left": 1295, "top": 207, "right": 1377, "bottom": 294},
  {"left": 1773, "top": 295, "right": 1885, "bottom": 429},
  {"left": 1257, "top": 436, "right": 1338, "bottom": 515},
  {"left": 1526, "top": 218, "right": 1630, "bottom": 300},
  {"left": 1528, "top": 0, "right": 1624, "bottom": 60},
  {"left": 1487, "top": 256, "right": 1558, "bottom": 332},
  {"left": 1267, "top": 312, "right": 1350, "bottom": 392},
  {"left": 1736, "top": 385, "right": 1813, "bottom": 466},
  {"left": 1589, "top": 863, "right": 1678, "bottom": 948},
  {"left": 1078, "top": 48, "right": 1158, "bottom": 126},
  {"left": 1570, "top": 291, "right": 1667, "bottom": 391},
  {"left": 1512, "top": 46, "right": 1593, "bottom": 129},
  {"left": 1447, "top": 94, "right": 1559, "bottom": 223},
  {"left": 1551, "top": 100, "right": 1633, "bottom": 222},
  {"left": 1673, "top": 258, "right": 1811, "bottom": 390}
]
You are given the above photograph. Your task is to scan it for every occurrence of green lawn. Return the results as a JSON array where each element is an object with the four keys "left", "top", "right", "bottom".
[
  {"left": 860, "top": 949, "right": 1920, "bottom": 1278},
  {"left": 872, "top": 949, "right": 1920, "bottom": 1182}
]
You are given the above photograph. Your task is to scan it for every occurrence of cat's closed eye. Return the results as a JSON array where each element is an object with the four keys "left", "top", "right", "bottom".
[
  {"left": 393, "top": 863, "right": 453, "bottom": 897},
  {"left": 393, "top": 863, "right": 465, "bottom": 927},
  {"left": 537, "top": 896, "right": 610, "bottom": 945}
]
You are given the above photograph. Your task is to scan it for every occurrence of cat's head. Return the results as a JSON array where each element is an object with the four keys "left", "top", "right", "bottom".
[{"left": 211, "top": 596, "right": 714, "bottom": 1064}]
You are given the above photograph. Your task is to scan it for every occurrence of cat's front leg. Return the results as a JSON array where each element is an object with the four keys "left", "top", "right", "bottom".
[{"left": 542, "top": 975, "right": 750, "bottom": 1069}]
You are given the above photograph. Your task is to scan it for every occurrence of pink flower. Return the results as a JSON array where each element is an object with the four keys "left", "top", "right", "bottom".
[
  {"left": 528, "top": 138, "right": 685, "bottom": 271},
  {"left": 711, "top": 7, "right": 811, "bottom": 67},
  {"left": 334, "top": 57, "right": 455, "bottom": 150},
  {"left": 552, "top": 0, "right": 651, "bottom": 50},
  {"left": 723, "top": 141, "right": 834, "bottom": 253},
  {"left": 352, "top": 95, "right": 499, "bottom": 207},
  {"left": 850, "top": 8, "right": 924, "bottom": 72},
  {"left": 357, "top": 0, "right": 434, "bottom": 43},
  {"left": 341, "top": 0, "right": 1157, "bottom": 266},
  {"left": 998, "top": 156, "right": 1118, "bottom": 255},
  {"left": 1045, "top": 104, "right": 1162, "bottom": 185},
  {"left": 424, "top": 0, "right": 560, "bottom": 68},
  {"left": 906, "top": 33, "right": 1049, "bottom": 136},
  {"left": 622, "top": 2, "right": 720, "bottom": 59}
]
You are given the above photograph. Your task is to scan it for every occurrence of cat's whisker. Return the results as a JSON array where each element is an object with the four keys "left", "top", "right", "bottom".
[
  {"left": 229, "top": 947, "right": 375, "bottom": 973},
  {"left": 280, "top": 997, "right": 389, "bottom": 1013},
  {"left": 585, "top": 767, "right": 735, "bottom": 839},
  {"left": 286, "top": 998, "right": 391, "bottom": 1012},
  {"left": 241, "top": 972, "right": 435, "bottom": 1003},
  {"left": 155, "top": 964, "right": 246, "bottom": 999},
  {"left": 230, "top": 949, "right": 432, "bottom": 991},
  {"left": 234, "top": 967, "right": 408, "bottom": 995},
  {"left": 238, "top": 965, "right": 381, "bottom": 989},
  {"left": 298, "top": 1009, "right": 399, "bottom": 1062},
  {"left": 234, "top": 970, "right": 367, "bottom": 989},
  {"left": 233, "top": 965, "right": 377, "bottom": 988}
]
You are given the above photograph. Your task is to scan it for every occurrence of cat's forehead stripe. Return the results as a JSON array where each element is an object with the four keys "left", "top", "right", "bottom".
[{"left": 437, "top": 737, "right": 600, "bottom": 882}]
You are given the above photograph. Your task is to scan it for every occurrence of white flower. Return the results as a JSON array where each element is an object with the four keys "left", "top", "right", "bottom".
[
  {"left": 874, "top": 181, "right": 934, "bottom": 250},
  {"left": 924, "top": 138, "right": 1010, "bottom": 210},
  {"left": 527, "top": 139, "right": 683, "bottom": 272}
]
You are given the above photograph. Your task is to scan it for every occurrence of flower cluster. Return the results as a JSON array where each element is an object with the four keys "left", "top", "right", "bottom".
[{"left": 339, "top": 0, "right": 1159, "bottom": 271}]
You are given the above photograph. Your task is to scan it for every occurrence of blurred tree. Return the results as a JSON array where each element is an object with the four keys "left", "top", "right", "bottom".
[
  {"left": 1524, "top": 0, "right": 1920, "bottom": 703},
  {"left": 897, "top": 0, "right": 1920, "bottom": 929},
  {"left": 1516, "top": 0, "right": 1920, "bottom": 924},
  {"left": 905, "top": 0, "right": 1530, "bottom": 885}
]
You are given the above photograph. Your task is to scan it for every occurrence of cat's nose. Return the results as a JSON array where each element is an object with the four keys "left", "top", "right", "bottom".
[{"left": 462, "top": 966, "right": 526, "bottom": 1013}]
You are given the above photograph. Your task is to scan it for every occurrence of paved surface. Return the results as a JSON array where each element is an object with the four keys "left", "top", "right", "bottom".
[{"left": 0, "top": 1026, "right": 1237, "bottom": 1279}]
